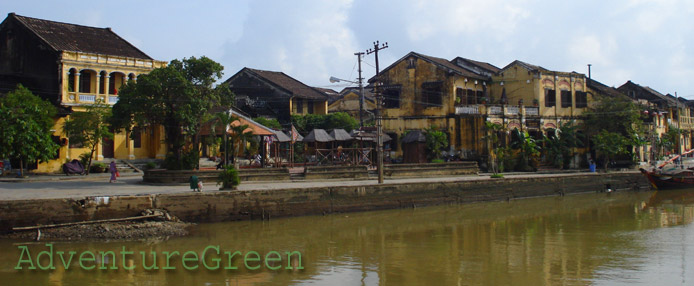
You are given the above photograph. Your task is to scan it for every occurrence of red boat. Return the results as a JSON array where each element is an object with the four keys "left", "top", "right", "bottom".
[{"left": 641, "top": 149, "right": 694, "bottom": 189}]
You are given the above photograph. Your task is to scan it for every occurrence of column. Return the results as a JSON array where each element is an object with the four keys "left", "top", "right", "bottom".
[
  {"left": 104, "top": 75, "right": 111, "bottom": 103},
  {"left": 96, "top": 74, "right": 102, "bottom": 101},
  {"left": 74, "top": 72, "right": 81, "bottom": 100},
  {"left": 128, "top": 130, "right": 135, "bottom": 160}
]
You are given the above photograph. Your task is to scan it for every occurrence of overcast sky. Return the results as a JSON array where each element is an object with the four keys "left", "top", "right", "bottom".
[{"left": 2, "top": 0, "right": 693, "bottom": 97}]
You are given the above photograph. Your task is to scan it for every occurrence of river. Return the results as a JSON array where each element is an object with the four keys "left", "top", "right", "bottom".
[{"left": 1, "top": 189, "right": 693, "bottom": 285}]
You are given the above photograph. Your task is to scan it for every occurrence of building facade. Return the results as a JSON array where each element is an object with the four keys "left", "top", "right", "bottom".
[
  {"left": 223, "top": 68, "right": 328, "bottom": 125},
  {"left": 0, "top": 13, "right": 167, "bottom": 172}
]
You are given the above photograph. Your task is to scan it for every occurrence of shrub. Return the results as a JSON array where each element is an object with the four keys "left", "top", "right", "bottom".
[
  {"left": 91, "top": 162, "right": 106, "bottom": 173},
  {"left": 490, "top": 174, "right": 504, "bottom": 178},
  {"left": 79, "top": 152, "right": 91, "bottom": 167},
  {"left": 145, "top": 162, "right": 157, "bottom": 170},
  {"left": 217, "top": 165, "right": 240, "bottom": 189},
  {"left": 431, "top": 158, "right": 445, "bottom": 163}
]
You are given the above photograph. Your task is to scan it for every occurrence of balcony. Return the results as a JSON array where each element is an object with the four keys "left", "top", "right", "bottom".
[
  {"left": 488, "top": 106, "right": 503, "bottom": 115},
  {"left": 525, "top": 107, "right": 539, "bottom": 116},
  {"left": 78, "top": 94, "right": 96, "bottom": 102},
  {"left": 455, "top": 105, "right": 480, "bottom": 115},
  {"left": 505, "top": 106, "right": 520, "bottom": 115},
  {"left": 109, "top": 96, "right": 119, "bottom": 104}
]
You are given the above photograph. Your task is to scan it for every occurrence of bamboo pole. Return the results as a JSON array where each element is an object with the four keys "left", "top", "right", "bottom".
[{"left": 12, "top": 214, "right": 163, "bottom": 231}]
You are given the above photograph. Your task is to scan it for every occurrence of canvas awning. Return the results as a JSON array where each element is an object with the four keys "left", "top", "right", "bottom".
[
  {"left": 401, "top": 130, "right": 426, "bottom": 143},
  {"left": 272, "top": 129, "right": 292, "bottom": 142},
  {"left": 350, "top": 130, "right": 392, "bottom": 142},
  {"left": 330, "top": 129, "right": 352, "bottom": 141},
  {"left": 303, "top": 129, "right": 334, "bottom": 143}
]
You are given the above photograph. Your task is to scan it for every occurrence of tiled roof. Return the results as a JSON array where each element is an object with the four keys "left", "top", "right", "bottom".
[
  {"left": 372, "top": 51, "right": 488, "bottom": 82},
  {"left": 587, "top": 78, "right": 625, "bottom": 98},
  {"left": 452, "top": 57, "right": 501, "bottom": 76},
  {"left": 245, "top": 68, "right": 327, "bottom": 100},
  {"left": 8, "top": 13, "right": 152, "bottom": 59}
]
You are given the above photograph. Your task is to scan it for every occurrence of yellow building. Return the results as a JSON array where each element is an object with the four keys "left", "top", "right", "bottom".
[
  {"left": 223, "top": 68, "right": 329, "bottom": 125},
  {"left": 488, "top": 61, "right": 591, "bottom": 134},
  {"left": 0, "top": 13, "right": 167, "bottom": 172},
  {"left": 328, "top": 87, "right": 377, "bottom": 124},
  {"left": 370, "top": 52, "right": 497, "bottom": 157}
]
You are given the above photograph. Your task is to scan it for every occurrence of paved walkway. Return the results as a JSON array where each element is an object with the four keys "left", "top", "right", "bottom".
[{"left": 0, "top": 171, "right": 637, "bottom": 201}]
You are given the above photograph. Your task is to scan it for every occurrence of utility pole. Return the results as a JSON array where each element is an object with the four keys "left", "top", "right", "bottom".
[
  {"left": 366, "top": 41, "right": 388, "bottom": 184},
  {"left": 355, "top": 52, "right": 365, "bottom": 128}
]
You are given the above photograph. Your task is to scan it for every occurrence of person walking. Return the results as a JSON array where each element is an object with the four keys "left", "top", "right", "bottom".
[{"left": 109, "top": 161, "right": 118, "bottom": 183}]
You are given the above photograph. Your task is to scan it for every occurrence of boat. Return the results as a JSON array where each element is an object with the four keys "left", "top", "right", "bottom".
[{"left": 641, "top": 149, "right": 694, "bottom": 189}]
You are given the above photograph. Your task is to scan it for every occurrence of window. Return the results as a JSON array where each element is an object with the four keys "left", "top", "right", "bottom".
[
  {"left": 561, "top": 90, "right": 572, "bottom": 108},
  {"left": 545, "top": 89, "right": 556, "bottom": 107},
  {"left": 476, "top": 90, "right": 485, "bottom": 103},
  {"left": 307, "top": 100, "right": 314, "bottom": 114},
  {"left": 384, "top": 88, "right": 401, "bottom": 108},
  {"left": 421, "top": 81, "right": 443, "bottom": 106},
  {"left": 79, "top": 72, "right": 91, "bottom": 93},
  {"left": 575, "top": 91, "right": 587, "bottom": 108},
  {"left": 455, "top": 88, "right": 464, "bottom": 105},
  {"left": 295, "top": 98, "right": 303, "bottom": 113},
  {"left": 466, "top": 89, "right": 475, "bottom": 104},
  {"left": 132, "top": 127, "right": 142, "bottom": 148},
  {"left": 68, "top": 72, "right": 75, "bottom": 92}
]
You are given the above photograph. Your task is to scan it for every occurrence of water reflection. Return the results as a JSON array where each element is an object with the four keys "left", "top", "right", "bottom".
[{"left": 1, "top": 190, "right": 693, "bottom": 285}]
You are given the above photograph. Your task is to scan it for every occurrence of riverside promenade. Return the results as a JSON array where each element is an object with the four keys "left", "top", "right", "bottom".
[
  {"left": 0, "top": 170, "right": 650, "bottom": 231},
  {"left": 0, "top": 170, "right": 643, "bottom": 201}
]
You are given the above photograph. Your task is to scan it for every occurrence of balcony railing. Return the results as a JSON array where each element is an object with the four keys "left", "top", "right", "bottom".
[
  {"left": 455, "top": 105, "right": 480, "bottom": 115},
  {"left": 488, "top": 106, "right": 503, "bottom": 115},
  {"left": 109, "top": 96, "right": 119, "bottom": 104},
  {"left": 525, "top": 107, "right": 539, "bottom": 116},
  {"left": 505, "top": 106, "right": 520, "bottom": 115},
  {"left": 78, "top": 94, "right": 96, "bottom": 102}
]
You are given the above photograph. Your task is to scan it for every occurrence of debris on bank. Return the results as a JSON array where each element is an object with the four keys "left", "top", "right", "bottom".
[{"left": 1, "top": 209, "right": 193, "bottom": 241}]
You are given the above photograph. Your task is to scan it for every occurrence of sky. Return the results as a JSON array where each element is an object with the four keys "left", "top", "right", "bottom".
[{"left": 2, "top": 0, "right": 693, "bottom": 98}]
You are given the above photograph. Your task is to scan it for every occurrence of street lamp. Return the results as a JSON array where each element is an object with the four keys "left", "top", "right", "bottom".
[{"left": 329, "top": 76, "right": 365, "bottom": 128}]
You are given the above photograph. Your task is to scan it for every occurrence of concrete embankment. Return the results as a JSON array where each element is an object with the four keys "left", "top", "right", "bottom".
[{"left": 0, "top": 172, "right": 649, "bottom": 232}]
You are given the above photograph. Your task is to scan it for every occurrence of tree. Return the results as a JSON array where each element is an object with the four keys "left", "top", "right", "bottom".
[
  {"left": 661, "top": 124, "right": 682, "bottom": 155},
  {"left": 584, "top": 96, "right": 643, "bottom": 136},
  {"left": 228, "top": 122, "right": 254, "bottom": 164},
  {"left": 542, "top": 121, "right": 584, "bottom": 169},
  {"left": 511, "top": 129, "right": 541, "bottom": 171},
  {"left": 592, "top": 130, "right": 631, "bottom": 171},
  {"left": 112, "top": 56, "right": 232, "bottom": 170},
  {"left": 291, "top": 112, "right": 359, "bottom": 133},
  {"left": 63, "top": 100, "right": 112, "bottom": 174},
  {"left": 0, "top": 85, "right": 60, "bottom": 176},
  {"left": 425, "top": 126, "right": 448, "bottom": 160},
  {"left": 482, "top": 121, "right": 505, "bottom": 174},
  {"left": 253, "top": 117, "right": 282, "bottom": 130}
]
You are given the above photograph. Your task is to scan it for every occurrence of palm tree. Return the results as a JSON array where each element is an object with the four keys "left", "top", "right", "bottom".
[{"left": 215, "top": 112, "right": 252, "bottom": 166}]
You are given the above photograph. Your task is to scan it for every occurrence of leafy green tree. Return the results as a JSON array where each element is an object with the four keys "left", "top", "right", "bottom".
[
  {"left": 425, "top": 126, "right": 448, "bottom": 160},
  {"left": 592, "top": 130, "right": 631, "bottom": 171},
  {"left": 511, "top": 129, "right": 541, "bottom": 171},
  {"left": 542, "top": 121, "right": 584, "bottom": 169},
  {"left": 584, "top": 96, "right": 643, "bottom": 136},
  {"left": 291, "top": 112, "right": 358, "bottom": 133},
  {"left": 482, "top": 121, "right": 505, "bottom": 174},
  {"left": 228, "top": 122, "right": 254, "bottom": 164},
  {"left": 661, "top": 124, "right": 682, "bottom": 155},
  {"left": 253, "top": 117, "right": 282, "bottom": 129},
  {"left": 63, "top": 100, "right": 112, "bottom": 174},
  {"left": 112, "top": 56, "right": 232, "bottom": 170},
  {"left": 0, "top": 85, "right": 60, "bottom": 176}
]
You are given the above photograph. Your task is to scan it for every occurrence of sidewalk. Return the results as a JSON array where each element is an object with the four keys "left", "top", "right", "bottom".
[{"left": 0, "top": 170, "right": 637, "bottom": 201}]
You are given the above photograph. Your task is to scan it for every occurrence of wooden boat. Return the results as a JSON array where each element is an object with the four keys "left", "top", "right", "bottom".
[{"left": 641, "top": 149, "right": 694, "bottom": 189}]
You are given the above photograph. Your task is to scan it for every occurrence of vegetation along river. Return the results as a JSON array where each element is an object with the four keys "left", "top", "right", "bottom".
[{"left": 1, "top": 189, "right": 693, "bottom": 285}]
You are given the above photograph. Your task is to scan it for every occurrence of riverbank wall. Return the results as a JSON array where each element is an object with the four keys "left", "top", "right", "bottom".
[{"left": 0, "top": 172, "right": 649, "bottom": 231}]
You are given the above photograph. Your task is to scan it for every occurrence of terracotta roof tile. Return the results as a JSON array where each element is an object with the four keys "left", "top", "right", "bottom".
[{"left": 9, "top": 13, "right": 152, "bottom": 59}]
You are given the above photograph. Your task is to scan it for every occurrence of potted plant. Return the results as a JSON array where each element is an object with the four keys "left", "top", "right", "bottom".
[
  {"left": 217, "top": 165, "right": 240, "bottom": 190},
  {"left": 532, "top": 99, "right": 539, "bottom": 107}
]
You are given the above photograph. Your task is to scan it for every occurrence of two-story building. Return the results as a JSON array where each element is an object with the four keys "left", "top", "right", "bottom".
[
  {"left": 222, "top": 68, "right": 328, "bottom": 125},
  {"left": 370, "top": 51, "right": 496, "bottom": 157},
  {"left": 0, "top": 13, "right": 167, "bottom": 172},
  {"left": 618, "top": 80, "right": 691, "bottom": 155}
]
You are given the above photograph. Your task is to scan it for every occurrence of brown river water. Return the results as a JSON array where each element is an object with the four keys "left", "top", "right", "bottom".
[{"left": 1, "top": 189, "right": 693, "bottom": 285}]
